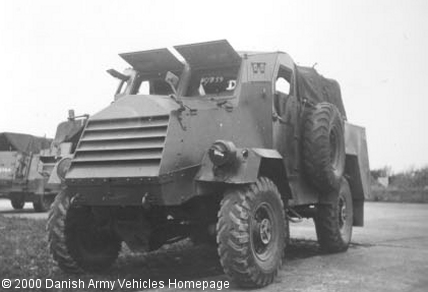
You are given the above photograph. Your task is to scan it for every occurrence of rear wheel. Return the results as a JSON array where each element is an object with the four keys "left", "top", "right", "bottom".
[
  {"left": 11, "top": 198, "right": 25, "bottom": 210},
  {"left": 314, "top": 178, "right": 353, "bottom": 252},
  {"left": 47, "top": 190, "right": 121, "bottom": 272},
  {"left": 217, "top": 177, "right": 286, "bottom": 288}
]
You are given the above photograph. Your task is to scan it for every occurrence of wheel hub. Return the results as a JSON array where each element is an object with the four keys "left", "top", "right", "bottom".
[
  {"left": 259, "top": 218, "right": 272, "bottom": 244},
  {"left": 252, "top": 203, "right": 276, "bottom": 260},
  {"left": 339, "top": 198, "right": 347, "bottom": 228}
]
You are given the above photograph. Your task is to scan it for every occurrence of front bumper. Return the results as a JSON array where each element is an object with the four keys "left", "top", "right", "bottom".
[{"left": 67, "top": 166, "right": 199, "bottom": 206}]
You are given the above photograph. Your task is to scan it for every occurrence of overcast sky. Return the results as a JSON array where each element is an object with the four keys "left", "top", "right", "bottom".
[{"left": 1, "top": 0, "right": 427, "bottom": 172}]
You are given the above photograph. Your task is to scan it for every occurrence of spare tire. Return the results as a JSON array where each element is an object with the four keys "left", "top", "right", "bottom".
[{"left": 303, "top": 102, "right": 345, "bottom": 192}]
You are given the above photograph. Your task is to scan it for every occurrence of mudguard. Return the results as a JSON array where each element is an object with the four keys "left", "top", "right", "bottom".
[
  {"left": 195, "top": 147, "right": 283, "bottom": 184},
  {"left": 344, "top": 122, "right": 370, "bottom": 226},
  {"left": 317, "top": 122, "right": 369, "bottom": 227}
]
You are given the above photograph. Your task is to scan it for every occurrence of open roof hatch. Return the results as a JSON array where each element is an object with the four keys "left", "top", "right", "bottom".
[
  {"left": 174, "top": 40, "right": 241, "bottom": 70},
  {"left": 119, "top": 48, "right": 184, "bottom": 75}
]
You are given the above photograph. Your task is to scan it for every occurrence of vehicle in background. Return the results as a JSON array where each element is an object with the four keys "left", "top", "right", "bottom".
[
  {"left": 0, "top": 132, "right": 52, "bottom": 211},
  {"left": 0, "top": 111, "right": 88, "bottom": 212},
  {"left": 39, "top": 110, "right": 88, "bottom": 195}
]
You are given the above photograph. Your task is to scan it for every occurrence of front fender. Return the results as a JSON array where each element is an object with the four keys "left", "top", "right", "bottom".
[{"left": 195, "top": 148, "right": 282, "bottom": 184}]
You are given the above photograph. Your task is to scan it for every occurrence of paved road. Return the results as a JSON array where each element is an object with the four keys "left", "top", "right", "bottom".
[
  {"left": 276, "top": 202, "right": 428, "bottom": 292},
  {"left": 151, "top": 202, "right": 428, "bottom": 292},
  {"left": 1, "top": 199, "right": 427, "bottom": 292}
]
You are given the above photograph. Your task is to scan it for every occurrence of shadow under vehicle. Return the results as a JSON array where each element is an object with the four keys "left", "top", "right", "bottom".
[{"left": 47, "top": 40, "right": 370, "bottom": 288}]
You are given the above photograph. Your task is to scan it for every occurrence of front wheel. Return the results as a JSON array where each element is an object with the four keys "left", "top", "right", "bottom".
[
  {"left": 47, "top": 190, "right": 121, "bottom": 272},
  {"left": 217, "top": 177, "right": 286, "bottom": 288},
  {"left": 314, "top": 178, "right": 353, "bottom": 252}
]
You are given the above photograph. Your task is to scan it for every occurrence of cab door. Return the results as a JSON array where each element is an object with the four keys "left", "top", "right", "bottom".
[
  {"left": 272, "top": 56, "right": 300, "bottom": 179},
  {"left": 272, "top": 55, "right": 318, "bottom": 205}
]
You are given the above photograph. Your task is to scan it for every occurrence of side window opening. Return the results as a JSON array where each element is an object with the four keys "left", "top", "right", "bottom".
[
  {"left": 276, "top": 78, "right": 290, "bottom": 95},
  {"left": 275, "top": 66, "right": 292, "bottom": 94},
  {"left": 274, "top": 66, "right": 293, "bottom": 115}
]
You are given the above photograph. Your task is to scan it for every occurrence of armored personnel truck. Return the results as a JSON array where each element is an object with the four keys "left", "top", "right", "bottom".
[{"left": 47, "top": 40, "right": 370, "bottom": 288}]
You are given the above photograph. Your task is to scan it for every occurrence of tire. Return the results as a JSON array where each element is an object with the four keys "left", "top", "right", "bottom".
[
  {"left": 47, "top": 190, "right": 121, "bottom": 273},
  {"left": 303, "top": 102, "right": 345, "bottom": 192},
  {"left": 217, "top": 177, "right": 286, "bottom": 288},
  {"left": 11, "top": 198, "right": 25, "bottom": 210},
  {"left": 314, "top": 178, "right": 353, "bottom": 253},
  {"left": 33, "top": 195, "right": 54, "bottom": 212}
]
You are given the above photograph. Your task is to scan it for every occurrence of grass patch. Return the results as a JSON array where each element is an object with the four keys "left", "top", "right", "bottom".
[
  {"left": 368, "top": 187, "right": 428, "bottom": 203},
  {"left": 0, "top": 215, "right": 54, "bottom": 279}
]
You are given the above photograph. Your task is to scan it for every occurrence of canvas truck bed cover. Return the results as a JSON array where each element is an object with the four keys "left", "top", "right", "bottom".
[
  {"left": 296, "top": 66, "right": 347, "bottom": 119},
  {"left": 0, "top": 132, "right": 51, "bottom": 154}
]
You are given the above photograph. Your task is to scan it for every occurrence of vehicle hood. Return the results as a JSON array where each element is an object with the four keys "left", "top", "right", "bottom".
[{"left": 91, "top": 94, "right": 181, "bottom": 121}]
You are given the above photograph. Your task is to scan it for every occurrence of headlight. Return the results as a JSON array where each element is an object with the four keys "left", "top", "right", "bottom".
[
  {"left": 56, "top": 157, "right": 72, "bottom": 181},
  {"left": 208, "top": 140, "right": 237, "bottom": 166}
]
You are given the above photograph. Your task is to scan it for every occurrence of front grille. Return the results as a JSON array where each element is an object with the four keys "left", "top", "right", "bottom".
[{"left": 68, "top": 115, "right": 169, "bottom": 178}]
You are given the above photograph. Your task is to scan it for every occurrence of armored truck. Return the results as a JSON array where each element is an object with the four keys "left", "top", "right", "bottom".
[{"left": 47, "top": 40, "right": 370, "bottom": 288}]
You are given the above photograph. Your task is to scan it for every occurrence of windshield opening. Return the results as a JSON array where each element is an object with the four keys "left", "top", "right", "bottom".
[
  {"left": 185, "top": 66, "right": 239, "bottom": 98},
  {"left": 132, "top": 74, "right": 175, "bottom": 96}
]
